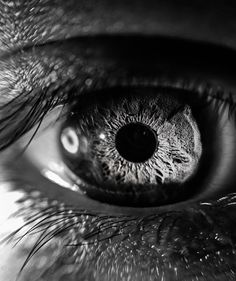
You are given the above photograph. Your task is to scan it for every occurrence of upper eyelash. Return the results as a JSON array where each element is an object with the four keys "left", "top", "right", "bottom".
[
  {"left": 0, "top": 86, "right": 64, "bottom": 151},
  {"left": 0, "top": 75, "right": 234, "bottom": 152},
  {"left": 208, "top": 91, "right": 236, "bottom": 118}
]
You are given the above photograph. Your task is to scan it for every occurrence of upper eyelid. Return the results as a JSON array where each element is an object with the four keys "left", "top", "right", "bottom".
[
  {"left": 0, "top": 37, "right": 236, "bottom": 151},
  {"left": 0, "top": 77, "right": 231, "bottom": 153},
  {"left": 0, "top": 37, "right": 235, "bottom": 106},
  {"left": 0, "top": 36, "right": 236, "bottom": 98},
  {"left": 0, "top": 36, "right": 236, "bottom": 107}
]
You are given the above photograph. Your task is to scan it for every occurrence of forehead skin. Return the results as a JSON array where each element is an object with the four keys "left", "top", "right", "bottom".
[{"left": 0, "top": 0, "right": 236, "bottom": 53}]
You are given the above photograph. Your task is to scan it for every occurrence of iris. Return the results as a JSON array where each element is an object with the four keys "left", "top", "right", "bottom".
[{"left": 59, "top": 87, "right": 202, "bottom": 206}]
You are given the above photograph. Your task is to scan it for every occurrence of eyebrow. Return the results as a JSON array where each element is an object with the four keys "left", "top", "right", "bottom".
[{"left": 1, "top": 0, "right": 236, "bottom": 55}]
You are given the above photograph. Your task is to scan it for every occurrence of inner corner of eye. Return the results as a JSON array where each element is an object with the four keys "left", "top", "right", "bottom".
[{"left": 18, "top": 85, "right": 235, "bottom": 209}]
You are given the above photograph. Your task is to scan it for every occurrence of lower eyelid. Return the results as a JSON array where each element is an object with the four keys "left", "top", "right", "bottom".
[
  {"left": 1, "top": 130, "right": 236, "bottom": 280},
  {"left": 1, "top": 184, "right": 236, "bottom": 281}
]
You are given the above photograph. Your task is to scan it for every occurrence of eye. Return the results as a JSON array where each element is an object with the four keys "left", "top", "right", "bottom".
[
  {"left": 58, "top": 87, "right": 203, "bottom": 207},
  {"left": 16, "top": 79, "right": 236, "bottom": 209},
  {"left": 3, "top": 36, "right": 236, "bottom": 215},
  {"left": 2, "top": 36, "right": 236, "bottom": 281}
]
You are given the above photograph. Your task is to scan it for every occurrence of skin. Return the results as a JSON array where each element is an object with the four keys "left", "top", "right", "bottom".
[{"left": 1, "top": 1, "right": 236, "bottom": 281}]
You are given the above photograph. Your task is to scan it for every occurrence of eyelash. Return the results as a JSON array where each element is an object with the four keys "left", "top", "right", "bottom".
[
  {"left": 0, "top": 74, "right": 235, "bottom": 153},
  {"left": 4, "top": 187, "right": 236, "bottom": 277},
  {"left": 1, "top": 73, "right": 236, "bottom": 279}
]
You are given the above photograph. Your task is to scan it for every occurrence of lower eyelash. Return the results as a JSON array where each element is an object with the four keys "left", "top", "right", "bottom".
[{"left": 3, "top": 188, "right": 236, "bottom": 281}]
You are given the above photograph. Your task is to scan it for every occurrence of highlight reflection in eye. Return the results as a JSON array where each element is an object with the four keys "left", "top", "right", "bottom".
[
  {"left": 2, "top": 37, "right": 236, "bottom": 281},
  {"left": 59, "top": 87, "right": 203, "bottom": 207}
]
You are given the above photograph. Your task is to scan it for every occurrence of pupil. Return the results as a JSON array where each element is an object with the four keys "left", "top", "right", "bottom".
[{"left": 115, "top": 122, "right": 158, "bottom": 163}]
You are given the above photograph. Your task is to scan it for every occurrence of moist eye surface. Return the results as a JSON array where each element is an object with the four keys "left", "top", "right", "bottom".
[{"left": 59, "top": 87, "right": 203, "bottom": 207}]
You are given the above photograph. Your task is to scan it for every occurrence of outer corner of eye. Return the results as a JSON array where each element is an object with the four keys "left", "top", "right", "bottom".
[{"left": 14, "top": 85, "right": 236, "bottom": 214}]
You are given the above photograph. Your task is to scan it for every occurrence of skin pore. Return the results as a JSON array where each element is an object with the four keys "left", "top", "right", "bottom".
[{"left": 1, "top": 1, "right": 236, "bottom": 281}]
